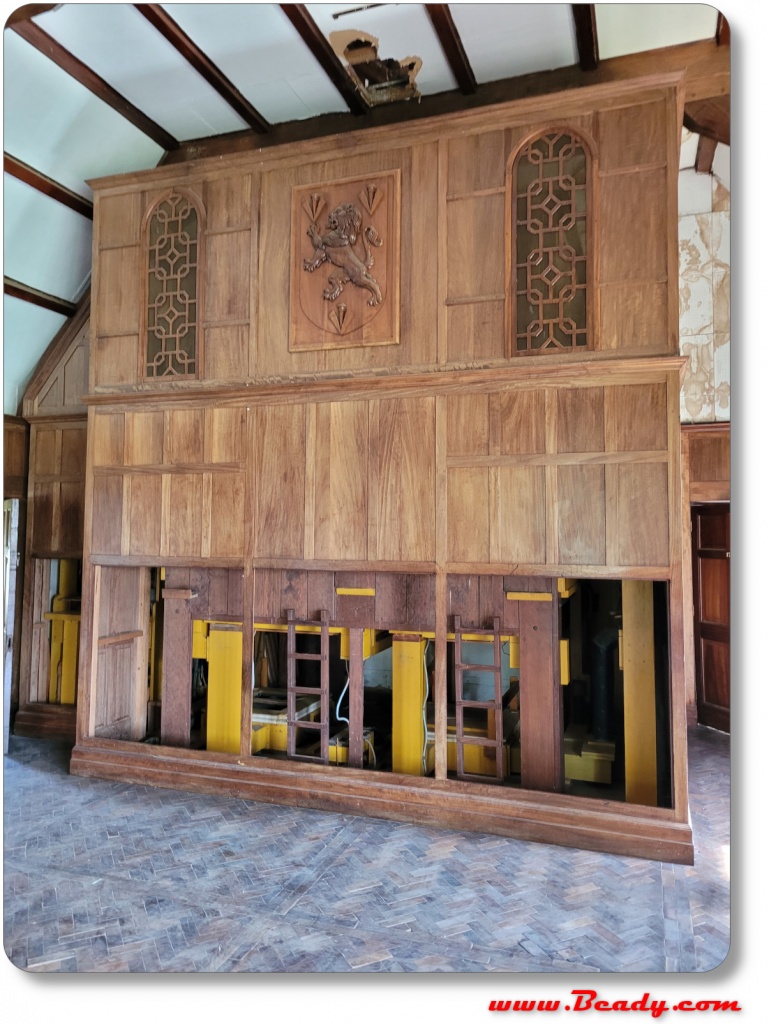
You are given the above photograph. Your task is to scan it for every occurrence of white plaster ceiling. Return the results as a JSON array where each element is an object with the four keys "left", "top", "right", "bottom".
[{"left": 2, "top": 2, "right": 726, "bottom": 415}]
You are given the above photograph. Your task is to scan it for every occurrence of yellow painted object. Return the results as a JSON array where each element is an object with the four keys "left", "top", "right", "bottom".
[
  {"left": 335, "top": 587, "right": 375, "bottom": 597},
  {"left": 250, "top": 692, "right": 320, "bottom": 754},
  {"left": 505, "top": 591, "right": 552, "bottom": 602},
  {"left": 206, "top": 625, "right": 242, "bottom": 754},
  {"left": 192, "top": 618, "right": 208, "bottom": 659},
  {"left": 148, "top": 600, "right": 163, "bottom": 702},
  {"left": 558, "top": 578, "right": 578, "bottom": 599},
  {"left": 563, "top": 723, "right": 614, "bottom": 784},
  {"left": 391, "top": 637, "right": 426, "bottom": 775},
  {"left": 328, "top": 727, "right": 375, "bottom": 765},
  {"left": 339, "top": 627, "right": 388, "bottom": 660},
  {"left": 621, "top": 581, "right": 657, "bottom": 806},
  {"left": 560, "top": 639, "right": 570, "bottom": 686},
  {"left": 46, "top": 610, "right": 80, "bottom": 705},
  {"left": 426, "top": 726, "right": 510, "bottom": 777}
]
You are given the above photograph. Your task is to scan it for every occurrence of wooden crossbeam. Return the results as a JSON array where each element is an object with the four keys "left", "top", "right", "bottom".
[
  {"left": 684, "top": 96, "right": 730, "bottom": 145},
  {"left": 10, "top": 18, "right": 179, "bottom": 152},
  {"left": 716, "top": 12, "right": 730, "bottom": 46},
  {"left": 280, "top": 4, "right": 369, "bottom": 116},
  {"left": 571, "top": 4, "right": 600, "bottom": 71},
  {"left": 135, "top": 5, "right": 271, "bottom": 133},
  {"left": 695, "top": 135, "right": 718, "bottom": 175},
  {"left": 425, "top": 4, "right": 476, "bottom": 95},
  {"left": 4, "top": 4, "right": 58, "bottom": 27},
  {"left": 4, "top": 153, "right": 93, "bottom": 220},
  {"left": 4, "top": 277, "right": 77, "bottom": 318}
]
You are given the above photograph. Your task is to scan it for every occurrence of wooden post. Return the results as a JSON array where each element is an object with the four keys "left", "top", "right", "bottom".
[
  {"left": 621, "top": 580, "right": 658, "bottom": 806},
  {"left": 518, "top": 588, "right": 563, "bottom": 793},
  {"left": 160, "top": 568, "right": 193, "bottom": 748},
  {"left": 347, "top": 626, "right": 365, "bottom": 768}
]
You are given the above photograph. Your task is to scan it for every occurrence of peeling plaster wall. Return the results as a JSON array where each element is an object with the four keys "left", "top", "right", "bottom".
[{"left": 678, "top": 131, "right": 730, "bottom": 423}]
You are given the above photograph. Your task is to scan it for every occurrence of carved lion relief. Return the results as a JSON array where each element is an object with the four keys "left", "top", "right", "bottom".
[{"left": 290, "top": 171, "right": 400, "bottom": 351}]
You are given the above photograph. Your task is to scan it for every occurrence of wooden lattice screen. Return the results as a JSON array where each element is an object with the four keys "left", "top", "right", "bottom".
[
  {"left": 512, "top": 130, "right": 592, "bottom": 354},
  {"left": 144, "top": 192, "right": 202, "bottom": 378}
]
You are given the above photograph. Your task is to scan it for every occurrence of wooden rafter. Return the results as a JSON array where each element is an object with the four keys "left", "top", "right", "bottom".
[
  {"left": 716, "top": 12, "right": 730, "bottom": 46},
  {"left": 571, "top": 4, "right": 599, "bottom": 71},
  {"left": 4, "top": 277, "right": 77, "bottom": 318},
  {"left": 425, "top": 4, "right": 476, "bottom": 95},
  {"left": 280, "top": 4, "right": 369, "bottom": 116},
  {"left": 9, "top": 19, "right": 179, "bottom": 152},
  {"left": 4, "top": 4, "right": 58, "bottom": 27},
  {"left": 134, "top": 5, "right": 271, "bottom": 134},
  {"left": 4, "top": 153, "right": 94, "bottom": 220},
  {"left": 164, "top": 38, "right": 729, "bottom": 165}
]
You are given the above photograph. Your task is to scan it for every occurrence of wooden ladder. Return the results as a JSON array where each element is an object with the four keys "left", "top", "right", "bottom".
[
  {"left": 453, "top": 615, "right": 505, "bottom": 782},
  {"left": 286, "top": 608, "right": 330, "bottom": 763}
]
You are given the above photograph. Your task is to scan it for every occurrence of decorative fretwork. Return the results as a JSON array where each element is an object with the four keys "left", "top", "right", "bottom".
[
  {"left": 144, "top": 193, "right": 201, "bottom": 378},
  {"left": 512, "top": 131, "right": 591, "bottom": 354}
]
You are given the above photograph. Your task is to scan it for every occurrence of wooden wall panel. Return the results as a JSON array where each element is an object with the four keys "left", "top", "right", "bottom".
[
  {"left": 496, "top": 390, "right": 546, "bottom": 455},
  {"left": 446, "top": 194, "right": 505, "bottom": 300},
  {"left": 313, "top": 401, "right": 368, "bottom": 561},
  {"left": 616, "top": 463, "right": 669, "bottom": 566},
  {"left": 92, "top": 334, "right": 139, "bottom": 387},
  {"left": 128, "top": 474, "right": 162, "bottom": 556},
  {"left": 446, "top": 130, "right": 506, "bottom": 193},
  {"left": 209, "top": 407, "right": 245, "bottom": 464},
  {"left": 3, "top": 418, "right": 28, "bottom": 498},
  {"left": 205, "top": 231, "right": 251, "bottom": 322},
  {"left": 166, "top": 474, "right": 203, "bottom": 557},
  {"left": 31, "top": 483, "right": 54, "bottom": 554},
  {"left": 203, "top": 173, "right": 253, "bottom": 232},
  {"left": 98, "top": 193, "right": 141, "bottom": 248},
  {"left": 92, "top": 413, "right": 125, "bottom": 467},
  {"left": 96, "top": 247, "right": 141, "bottom": 335},
  {"left": 446, "top": 394, "right": 489, "bottom": 457},
  {"left": 557, "top": 388, "right": 605, "bottom": 453},
  {"left": 446, "top": 300, "right": 505, "bottom": 363},
  {"left": 60, "top": 427, "right": 87, "bottom": 477},
  {"left": 557, "top": 465, "right": 606, "bottom": 565},
  {"left": 607, "top": 383, "right": 667, "bottom": 451},
  {"left": 496, "top": 466, "right": 547, "bottom": 564},
  {"left": 375, "top": 397, "right": 435, "bottom": 562},
  {"left": 27, "top": 421, "right": 87, "bottom": 559},
  {"left": 91, "top": 475, "right": 123, "bottom": 556},
  {"left": 597, "top": 100, "right": 667, "bottom": 171},
  {"left": 210, "top": 474, "right": 245, "bottom": 558},
  {"left": 164, "top": 409, "right": 204, "bottom": 466},
  {"left": 599, "top": 282, "right": 668, "bottom": 352},
  {"left": 33, "top": 428, "right": 58, "bottom": 477},
  {"left": 125, "top": 411, "right": 164, "bottom": 466},
  {"left": 253, "top": 404, "right": 306, "bottom": 558},
  {"left": 58, "top": 481, "right": 84, "bottom": 553},
  {"left": 599, "top": 169, "right": 667, "bottom": 284},
  {"left": 447, "top": 468, "right": 489, "bottom": 563},
  {"left": 204, "top": 325, "right": 249, "bottom": 381}
]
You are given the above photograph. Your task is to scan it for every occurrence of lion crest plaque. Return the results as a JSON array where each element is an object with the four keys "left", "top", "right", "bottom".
[{"left": 290, "top": 171, "right": 400, "bottom": 351}]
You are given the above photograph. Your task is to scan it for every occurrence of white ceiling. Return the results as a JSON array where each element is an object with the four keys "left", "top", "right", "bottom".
[{"left": 2, "top": 2, "right": 725, "bottom": 415}]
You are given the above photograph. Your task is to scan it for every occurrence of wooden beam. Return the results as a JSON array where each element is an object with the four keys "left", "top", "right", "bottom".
[
  {"left": 9, "top": 19, "right": 179, "bottom": 152},
  {"left": 425, "top": 4, "right": 476, "bottom": 95},
  {"left": 571, "top": 4, "right": 599, "bottom": 71},
  {"left": 4, "top": 153, "right": 93, "bottom": 220},
  {"left": 716, "top": 12, "right": 730, "bottom": 46},
  {"left": 4, "top": 4, "right": 58, "bottom": 27},
  {"left": 4, "top": 277, "right": 77, "bottom": 318},
  {"left": 694, "top": 134, "right": 717, "bottom": 174},
  {"left": 134, "top": 4, "right": 271, "bottom": 134},
  {"left": 684, "top": 95, "right": 730, "bottom": 145},
  {"left": 279, "top": 4, "right": 369, "bottom": 115},
  {"left": 165, "top": 38, "right": 728, "bottom": 165}
]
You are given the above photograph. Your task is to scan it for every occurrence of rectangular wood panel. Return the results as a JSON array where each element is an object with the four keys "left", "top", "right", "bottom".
[
  {"left": 607, "top": 383, "right": 667, "bottom": 451},
  {"left": 447, "top": 130, "right": 506, "bottom": 193},
  {"left": 557, "top": 465, "right": 606, "bottom": 565},
  {"left": 92, "top": 414, "right": 125, "bottom": 467},
  {"left": 557, "top": 388, "right": 604, "bottom": 453},
  {"left": 497, "top": 466, "right": 547, "bottom": 564},
  {"left": 166, "top": 474, "right": 203, "bottom": 557},
  {"left": 128, "top": 474, "right": 162, "bottom": 556},
  {"left": 314, "top": 401, "right": 368, "bottom": 561},
  {"left": 446, "top": 194, "right": 505, "bottom": 299},
  {"left": 253, "top": 404, "right": 306, "bottom": 558},
  {"left": 204, "top": 325, "right": 249, "bottom": 381},
  {"left": 209, "top": 407, "right": 245, "bottom": 464},
  {"left": 597, "top": 100, "right": 667, "bottom": 171},
  {"left": 124, "top": 411, "right": 164, "bottom": 466},
  {"left": 599, "top": 282, "right": 668, "bottom": 351},
  {"left": 446, "top": 300, "right": 505, "bottom": 363},
  {"left": 164, "top": 409, "right": 204, "bottom": 465},
  {"left": 97, "top": 246, "right": 140, "bottom": 335},
  {"left": 59, "top": 427, "right": 87, "bottom": 477},
  {"left": 210, "top": 474, "right": 245, "bottom": 558},
  {"left": 376, "top": 397, "right": 435, "bottom": 562},
  {"left": 91, "top": 475, "right": 123, "bottom": 556},
  {"left": 58, "top": 481, "right": 84, "bottom": 553},
  {"left": 205, "top": 231, "right": 251, "bottom": 322},
  {"left": 446, "top": 394, "right": 489, "bottom": 458},
  {"left": 447, "top": 468, "right": 489, "bottom": 563},
  {"left": 599, "top": 169, "right": 667, "bottom": 283},
  {"left": 204, "top": 174, "right": 252, "bottom": 232},
  {"left": 93, "top": 334, "right": 139, "bottom": 387},
  {"left": 616, "top": 463, "right": 669, "bottom": 566},
  {"left": 495, "top": 389, "right": 546, "bottom": 455}
]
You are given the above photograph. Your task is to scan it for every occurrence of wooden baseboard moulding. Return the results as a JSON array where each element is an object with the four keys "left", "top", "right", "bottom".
[
  {"left": 14, "top": 703, "right": 77, "bottom": 742},
  {"left": 70, "top": 739, "right": 694, "bottom": 864}
]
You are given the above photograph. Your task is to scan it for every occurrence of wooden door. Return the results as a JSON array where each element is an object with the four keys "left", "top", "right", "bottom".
[{"left": 692, "top": 504, "right": 730, "bottom": 732}]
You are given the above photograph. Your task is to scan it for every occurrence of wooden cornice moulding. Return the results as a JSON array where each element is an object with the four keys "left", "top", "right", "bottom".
[
  {"left": 88, "top": 72, "right": 686, "bottom": 195},
  {"left": 84, "top": 355, "right": 687, "bottom": 410}
]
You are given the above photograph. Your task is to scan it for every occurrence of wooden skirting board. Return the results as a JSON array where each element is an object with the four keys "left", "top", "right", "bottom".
[
  {"left": 70, "top": 739, "right": 694, "bottom": 864},
  {"left": 14, "top": 702, "right": 77, "bottom": 742}
]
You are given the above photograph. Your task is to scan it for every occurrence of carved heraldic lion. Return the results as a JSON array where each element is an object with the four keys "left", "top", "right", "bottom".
[{"left": 303, "top": 202, "right": 383, "bottom": 307}]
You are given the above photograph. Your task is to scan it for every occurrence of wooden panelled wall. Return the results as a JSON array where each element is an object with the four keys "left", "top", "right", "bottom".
[{"left": 70, "top": 75, "right": 693, "bottom": 861}]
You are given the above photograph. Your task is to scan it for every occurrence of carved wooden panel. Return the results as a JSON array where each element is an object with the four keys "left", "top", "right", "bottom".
[{"left": 290, "top": 171, "right": 401, "bottom": 351}]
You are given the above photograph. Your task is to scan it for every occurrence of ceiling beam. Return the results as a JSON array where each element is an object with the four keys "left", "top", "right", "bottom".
[
  {"left": 9, "top": 19, "right": 179, "bottom": 152},
  {"left": 4, "top": 4, "right": 58, "bottom": 27},
  {"left": 4, "top": 153, "right": 94, "bottom": 220},
  {"left": 425, "top": 5, "right": 476, "bottom": 95},
  {"left": 571, "top": 4, "right": 600, "bottom": 71},
  {"left": 694, "top": 135, "right": 717, "bottom": 175},
  {"left": 164, "top": 38, "right": 729, "bottom": 166},
  {"left": 134, "top": 4, "right": 271, "bottom": 133},
  {"left": 4, "top": 278, "right": 77, "bottom": 318},
  {"left": 279, "top": 4, "right": 369, "bottom": 116}
]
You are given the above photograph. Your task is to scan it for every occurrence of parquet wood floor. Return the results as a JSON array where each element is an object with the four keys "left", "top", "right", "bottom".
[{"left": 3, "top": 727, "right": 729, "bottom": 973}]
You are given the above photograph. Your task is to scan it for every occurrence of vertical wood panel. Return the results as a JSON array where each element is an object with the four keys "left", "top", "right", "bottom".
[
  {"left": 167, "top": 474, "right": 203, "bottom": 557},
  {"left": 447, "top": 468, "right": 489, "bottom": 563},
  {"left": 496, "top": 389, "right": 546, "bottom": 455},
  {"left": 607, "top": 383, "right": 667, "bottom": 451},
  {"left": 164, "top": 409, "right": 204, "bottom": 465},
  {"left": 518, "top": 594, "right": 563, "bottom": 792},
  {"left": 377, "top": 397, "right": 435, "bottom": 562},
  {"left": 161, "top": 568, "right": 193, "bottom": 748},
  {"left": 557, "top": 465, "right": 606, "bottom": 565},
  {"left": 124, "top": 412, "right": 164, "bottom": 466},
  {"left": 446, "top": 394, "right": 489, "bottom": 457},
  {"left": 314, "top": 401, "right": 368, "bottom": 560},
  {"left": 497, "top": 467, "right": 547, "bottom": 564},
  {"left": 617, "top": 463, "right": 669, "bottom": 566},
  {"left": 91, "top": 475, "right": 123, "bottom": 555},
  {"left": 557, "top": 387, "right": 604, "bottom": 453},
  {"left": 210, "top": 474, "right": 245, "bottom": 558},
  {"left": 254, "top": 404, "right": 306, "bottom": 558},
  {"left": 128, "top": 474, "right": 162, "bottom": 556}
]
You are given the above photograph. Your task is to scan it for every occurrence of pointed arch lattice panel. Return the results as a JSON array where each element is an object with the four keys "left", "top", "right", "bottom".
[
  {"left": 512, "top": 131, "right": 593, "bottom": 355},
  {"left": 144, "top": 192, "right": 202, "bottom": 379}
]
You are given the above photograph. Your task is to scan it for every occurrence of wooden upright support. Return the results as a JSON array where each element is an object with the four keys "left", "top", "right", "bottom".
[
  {"left": 621, "top": 580, "right": 658, "bottom": 806},
  {"left": 518, "top": 590, "right": 564, "bottom": 793},
  {"left": 160, "top": 569, "right": 193, "bottom": 748}
]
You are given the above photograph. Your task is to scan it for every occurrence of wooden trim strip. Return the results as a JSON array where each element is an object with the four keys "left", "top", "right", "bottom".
[
  {"left": 447, "top": 450, "right": 669, "bottom": 469},
  {"left": 91, "top": 463, "right": 243, "bottom": 476},
  {"left": 84, "top": 356, "right": 687, "bottom": 408},
  {"left": 4, "top": 153, "right": 93, "bottom": 219},
  {"left": 425, "top": 4, "right": 477, "bottom": 95},
  {"left": 505, "top": 592, "right": 552, "bottom": 602},
  {"left": 97, "top": 630, "right": 143, "bottom": 647},
  {"left": 10, "top": 19, "right": 179, "bottom": 152},
  {"left": 4, "top": 277, "right": 76, "bottom": 317},
  {"left": 279, "top": 4, "right": 369, "bottom": 116},
  {"left": 135, "top": 5, "right": 270, "bottom": 133}
]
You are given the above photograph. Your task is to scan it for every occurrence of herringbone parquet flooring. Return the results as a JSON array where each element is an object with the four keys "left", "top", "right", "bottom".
[{"left": 3, "top": 727, "right": 729, "bottom": 973}]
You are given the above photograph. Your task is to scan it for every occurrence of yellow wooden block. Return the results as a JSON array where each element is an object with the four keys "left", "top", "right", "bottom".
[{"left": 206, "top": 626, "right": 242, "bottom": 754}]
